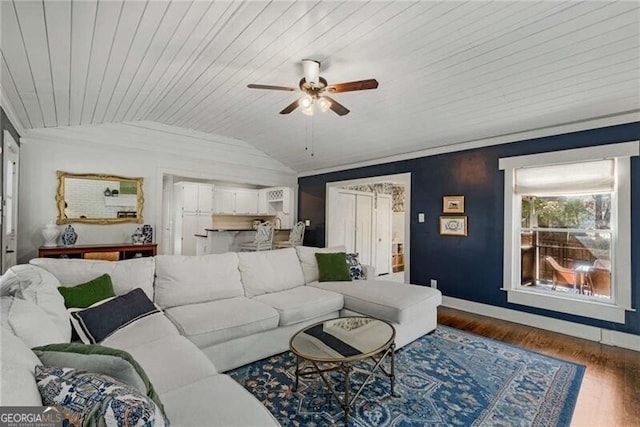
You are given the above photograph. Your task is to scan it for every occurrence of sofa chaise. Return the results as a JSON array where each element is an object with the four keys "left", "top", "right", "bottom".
[{"left": 1, "top": 246, "right": 441, "bottom": 425}]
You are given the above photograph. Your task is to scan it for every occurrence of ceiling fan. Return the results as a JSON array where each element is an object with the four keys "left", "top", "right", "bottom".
[{"left": 247, "top": 59, "right": 378, "bottom": 116}]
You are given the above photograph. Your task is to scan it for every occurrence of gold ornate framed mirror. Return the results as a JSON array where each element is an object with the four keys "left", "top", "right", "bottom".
[{"left": 56, "top": 171, "right": 144, "bottom": 224}]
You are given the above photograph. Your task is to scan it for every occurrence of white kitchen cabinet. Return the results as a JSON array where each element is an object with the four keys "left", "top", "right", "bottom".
[
  {"left": 213, "top": 189, "right": 235, "bottom": 214},
  {"left": 235, "top": 190, "right": 259, "bottom": 214},
  {"left": 180, "top": 182, "right": 213, "bottom": 213},
  {"left": 264, "top": 187, "right": 293, "bottom": 228},
  {"left": 213, "top": 189, "right": 259, "bottom": 215},
  {"left": 180, "top": 213, "right": 211, "bottom": 256},
  {"left": 258, "top": 189, "right": 269, "bottom": 215},
  {"left": 174, "top": 182, "right": 214, "bottom": 255},
  {"left": 265, "top": 188, "right": 290, "bottom": 214},
  {"left": 195, "top": 235, "right": 208, "bottom": 256}
]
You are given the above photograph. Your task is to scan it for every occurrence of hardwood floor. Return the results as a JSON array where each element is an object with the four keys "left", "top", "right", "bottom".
[{"left": 437, "top": 307, "right": 640, "bottom": 427}]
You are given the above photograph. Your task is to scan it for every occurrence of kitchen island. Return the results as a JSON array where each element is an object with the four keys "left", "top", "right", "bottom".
[{"left": 200, "top": 228, "right": 290, "bottom": 255}]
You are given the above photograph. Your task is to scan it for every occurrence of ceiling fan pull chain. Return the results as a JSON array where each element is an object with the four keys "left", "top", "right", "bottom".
[
  {"left": 310, "top": 115, "right": 314, "bottom": 157},
  {"left": 304, "top": 116, "right": 309, "bottom": 152}
]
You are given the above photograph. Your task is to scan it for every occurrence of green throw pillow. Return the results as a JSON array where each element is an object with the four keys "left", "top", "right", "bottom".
[
  {"left": 58, "top": 274, "right": 115, "bottom": 308},
  {"left": 315, "top": 252, "right": 352, "bottom": 282},
  {"left": 32, "top": 342, "right": 165, "bottom": 416}
]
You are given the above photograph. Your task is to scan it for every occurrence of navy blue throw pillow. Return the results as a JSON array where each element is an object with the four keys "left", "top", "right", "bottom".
[{"left": 70, "top": 288, "right": 159, "bottom": 344}]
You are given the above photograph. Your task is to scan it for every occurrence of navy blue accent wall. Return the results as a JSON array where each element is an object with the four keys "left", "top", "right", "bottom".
[{"left": 298, "top": 122, "right": 640, "bottom": 335}]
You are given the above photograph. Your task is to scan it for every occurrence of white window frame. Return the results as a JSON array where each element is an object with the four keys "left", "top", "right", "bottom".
[{"left": 499, "top": 141, "right": 638, "bottom": 323}]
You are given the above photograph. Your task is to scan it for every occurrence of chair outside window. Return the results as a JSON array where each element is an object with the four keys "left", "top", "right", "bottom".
[
  {"left": 239, "top": 221, "right": 274, "bottom": 251},
  {"left": 544, "top": 256, "right": 593, "bottom": 294},
  {"left": 273, "top": 221, "right": 305, "bottom": 249},
  {"left": 545, "top": 256, "right": 576, "bottom": 289},
  {"left": 586, "top": 259, "right": 611, "bottom": 297}
]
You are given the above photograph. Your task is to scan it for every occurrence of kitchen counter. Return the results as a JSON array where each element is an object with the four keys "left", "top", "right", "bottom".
[
  {"left": 205, "top": 228, "right": 291, "bottom": 232},
  {"left": 200, "top": 228, "right": 290, "bottom": 254}
]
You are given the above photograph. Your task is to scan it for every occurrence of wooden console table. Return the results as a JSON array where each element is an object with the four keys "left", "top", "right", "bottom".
[{"left": 38, "top": 243, "right": 157, "bottom": 260}]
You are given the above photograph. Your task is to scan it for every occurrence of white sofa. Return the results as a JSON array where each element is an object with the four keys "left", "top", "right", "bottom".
[{"left": 1, "top": 246, "right": 441, "bottom": 426}]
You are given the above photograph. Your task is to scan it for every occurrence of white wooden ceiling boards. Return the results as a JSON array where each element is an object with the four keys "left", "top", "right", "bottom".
[{"left": 1, "top": 1, "right": 638, "bottom": 173}]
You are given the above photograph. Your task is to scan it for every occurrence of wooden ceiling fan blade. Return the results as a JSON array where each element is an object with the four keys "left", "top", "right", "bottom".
[
  {"left": 326, "top": 79, "right": 379, "bottom": 93},
  {"left": 323, "top": 96, "right": 350, "bottom": 116},
  {"left": 279, "top": 100, "right": 299, "bottom": 114},
  {"left": 247, "top": 84, "right": 296, "bottom": 91}
]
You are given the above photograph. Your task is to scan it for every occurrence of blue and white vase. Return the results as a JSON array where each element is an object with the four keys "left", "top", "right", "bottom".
[
  {"left": 131, "top": 227, "right": 145, "bottom": 245},
  {"left": 142, "top": 224, "right": 153, "bottom": 244},
  {"left": 60, "top": 225, "right": 77, "bottom": 247}
]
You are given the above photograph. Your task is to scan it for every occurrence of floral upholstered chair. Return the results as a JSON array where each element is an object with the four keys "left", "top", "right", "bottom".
[
  {"left": 273, "top": 221, "right": 305, "bottom": 249},
  {"left": 239, "top": 221, "right": 274, "bottom": 251}
]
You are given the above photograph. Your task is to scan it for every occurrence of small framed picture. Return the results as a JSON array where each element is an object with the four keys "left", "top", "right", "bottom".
[
  {"left": 440, "top": 216, "right": 468, "bottom": 236},
  {"left": 443, "top": 195, "right": 465, "bottom": 213}
]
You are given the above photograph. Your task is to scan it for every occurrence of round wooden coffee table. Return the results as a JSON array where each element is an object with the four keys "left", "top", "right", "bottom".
[{"left": 289, "top": 316, "right": 396, "bottom": 425}]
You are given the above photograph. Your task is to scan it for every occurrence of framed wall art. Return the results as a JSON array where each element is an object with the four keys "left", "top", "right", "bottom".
[
  {"left": 443, "top": 195, "right": 465, "bottom": 213},
  {"left": 439, "top": 216, "right": 468, "bottom": 236}
]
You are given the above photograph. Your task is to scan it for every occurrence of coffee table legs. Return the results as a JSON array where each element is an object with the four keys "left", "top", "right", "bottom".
[
  {"left": 294, "top": 354, "right": 300, "bottom": 392},
  {"left": 294, "top": 344, "right": 395, "bottom": 426},
  {"left": 342, "top": 363, "right": 352, "bottom": 425}
]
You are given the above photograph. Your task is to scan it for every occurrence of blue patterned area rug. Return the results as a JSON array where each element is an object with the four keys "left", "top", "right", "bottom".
[{"left": 228, "top": 326, "right": 584, "bottom": 426}]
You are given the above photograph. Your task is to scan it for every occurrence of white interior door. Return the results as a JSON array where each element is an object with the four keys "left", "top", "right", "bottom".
[
  {"left": 325, "top": 173, "right": 411, "bottom": 282},
  {"left": 2, "top": 131, "right": 19, "bottom": 273},
  {"left": 375, "top": 194, "right": 392, "bottom": 275},
  {"left": 327, "top": 188, "right": 356, "bottom": 252},
  {"left": 355, "top": 193, "right": 373, "bottom": 265},
  {"left": 328, "top": 188, "right": 375, "bottom": 265}
]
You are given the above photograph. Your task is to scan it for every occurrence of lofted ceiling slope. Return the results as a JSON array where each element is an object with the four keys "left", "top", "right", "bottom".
[{"left": 1, "top": 1, "right": 638, "bottom": 173}]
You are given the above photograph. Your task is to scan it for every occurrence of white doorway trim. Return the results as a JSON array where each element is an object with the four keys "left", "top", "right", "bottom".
[
  {"left": 2, "top": 130, "right": 19, "bottom": 273},
  {"left": 325, "top": 173, "right": 411, "bottom": 282}
]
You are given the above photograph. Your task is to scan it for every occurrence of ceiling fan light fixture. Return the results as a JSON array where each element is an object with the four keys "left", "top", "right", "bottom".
[
  {"left": 318, "top": 97, "right": 331, "bottom": 112},
  {"left": 301, "top": 105, "right": 314, "bottom": 116},
  {"left": 300, "top": 94, "right": 313, "bottom": 109},
  {"left": 302, "top": 59, "right": 320, "bottom": 85}
]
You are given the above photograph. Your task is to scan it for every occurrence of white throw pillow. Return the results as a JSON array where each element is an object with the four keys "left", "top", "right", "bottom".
[
  {"left": 295, "top": 245, "right": 347, "bottom": 284},
  {"left": 154, "top": 253, "right": 244, "bottom": 308},
  {"left": 0, "top": 297, "right": 67, "bottom": 348},
  {"left": 0, "top": 265, "right": 70, "bottom": 341},
  {"left": 0, "top": 328, "right": 44, "bottom": 406},
  {"left": 238, "top": 248, "right": 306, "bottom": 297}
]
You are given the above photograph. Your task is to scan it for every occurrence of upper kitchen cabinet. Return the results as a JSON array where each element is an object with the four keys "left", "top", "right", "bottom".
[
  {"left": 213, "top": 188, "right": 260, "bottom": 215},
  {"left": 234, "top": 189, "right": 259, "bottom": 215},
  {"left": 213, "top": 189, "right": 236, "bottom": 214},
  {"left": 180, "top": 182, "right": 213, "bottom": 213}
]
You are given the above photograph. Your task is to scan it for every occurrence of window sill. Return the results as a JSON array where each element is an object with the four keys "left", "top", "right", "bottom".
[{"left": 502, "top": 288, "right": 633, "bottom": 323}]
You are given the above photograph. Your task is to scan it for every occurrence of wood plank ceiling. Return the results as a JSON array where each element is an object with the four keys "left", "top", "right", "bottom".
[{"left": 1, "top": 1, "right": 638, "bottom": 172}]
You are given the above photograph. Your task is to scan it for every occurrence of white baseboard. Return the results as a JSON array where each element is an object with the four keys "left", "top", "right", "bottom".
[{"left": 441, "top": 296, "right": 640, "bottom": 352}]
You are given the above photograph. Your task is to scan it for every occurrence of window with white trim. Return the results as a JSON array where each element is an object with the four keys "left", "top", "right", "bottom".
[{"left": 499, "top": 141, "right": 638, "bottom": 323}]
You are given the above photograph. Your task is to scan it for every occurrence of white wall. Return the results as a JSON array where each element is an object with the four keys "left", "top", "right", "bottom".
[
  {"left": 18, "top": 121, "right": 296, "bottom": 262},
  {"left": 392, "top": 212, "right": 404, "bottom": 243}
]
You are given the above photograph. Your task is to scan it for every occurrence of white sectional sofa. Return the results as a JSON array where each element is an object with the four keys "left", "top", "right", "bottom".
[{"left": 1, "top": 246, "right": 441, "bottom": 426}]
